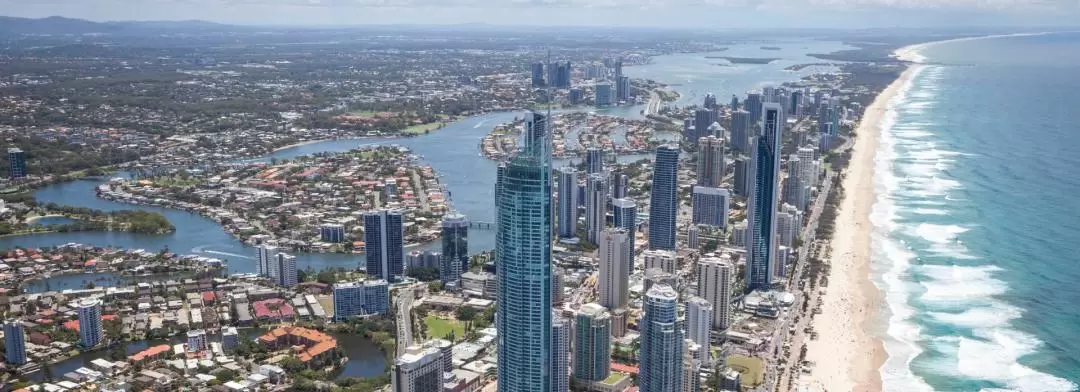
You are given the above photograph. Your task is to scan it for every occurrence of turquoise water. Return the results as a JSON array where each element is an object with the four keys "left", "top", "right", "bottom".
[{"left": 874, "top": 33, "right": 1080, "bottom": 391}]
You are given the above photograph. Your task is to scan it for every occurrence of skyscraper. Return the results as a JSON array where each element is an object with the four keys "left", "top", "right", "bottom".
[
  {"left": 392, "top": 345, "right": 444, "bottom": 392},
  {"left": 78, "top": 298, "right": 103, "bottom": 348},
  {"left": 745, "top": 93, "right": 763, "bottom": 127},
  {"left": 598, "top": 228, "right": 631, "bottom": 311},
  {"left": 746, "top": 103, "right": 784, "bottom": 291},
  {"left": 730, "top": 95, "right": 739, "bottom": 111},
  {"left": 585, "top": 147, "right": 604, "bottom": 174},
  {"left": 703, "top": 93, "right": 717, "bottom": 110},
  {"left": 697, "top": 136, "right": 725, "bottom": 188},
  {"left": 552, "top": 313, "right": 570, "bottom": 392},
  {"left": 255, "top": 244, "right": 278, "bottom": 278},
  {"left": 7, "top": 148, "right": 26, "bottom": 179},
  {"left": 611, "top": 198, "right": 637, "bottom": 254},
  {"left": 275, "top": 252, "right": 297, "bottom": 288},
  {"left": 691, "top": 186, "right": 730, "bottom": 229},
  {"left": 685, "top": 297, "right": 713, "bottom": 366},
  {"left": 693, "top": 109, "right": 717, "bottom": 142},
  {"left": 595, "top": 83, "right": 613, "bottom": 107},
  {"left": 556, "top": 166, "right": 579, "bottom": 239},
  {"left": 697, "top": 257, "right": 734, "bottom": 330},
  {"left": 364, "top": 210, "right": 405, "bottom": 282},
  {"left": 573, "top": 303, "right": 612, "bottom": 383},
  {"left": 730, "top": 110, "right": 750, "bottom": 153},
  {"left": 639, "top": 284, "right": 684, "bottom": 392},
  {"left": 441, "top": 213, "right": 468, "bottom": 286},
  {"left": 648, "top": 144, "right": 680, "bottom": 251},
  {"left": 616, "top": 75, "right": 631, "bottom": 102},
  {"left": 4, "top": 320, "right": 27, "bottom": 366},
  {"left": 585, "top": 172, "right": 609, "bottom": 244},
  {"left": 612, "top": 172, "right": 629, "bottom": 199},
  {"left": 681, "top": 340, "right": 702, "bottom": 392},
  {"left": 531, "top": 62, "right": 546, "bottom": 87},
  {"left": 333, "top": 282, "right": 366, "bottom": 321},
  {"left": 732, "top": 155, "right": 751, "bottom": 197},
  {"left": 496, "top": 112, "right": 554, "bottom": 392}
]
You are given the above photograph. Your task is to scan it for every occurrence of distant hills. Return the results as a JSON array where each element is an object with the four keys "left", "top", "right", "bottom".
[{"left": 0, "top": 16, "right": 234, "bottom": 35}]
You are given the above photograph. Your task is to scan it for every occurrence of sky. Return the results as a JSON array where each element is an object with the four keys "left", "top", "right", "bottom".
[{"left": 1, "top": 0, "right": 1078, "bottom": 28}]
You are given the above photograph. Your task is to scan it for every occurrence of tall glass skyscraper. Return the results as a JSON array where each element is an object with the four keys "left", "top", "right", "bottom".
[
  {"left": 585, "top": 172, "right": 609, "bottom": 244},
  {"left": 556, "top": 166, "right": 578, "bottom": 239},
  {"left": 7, "top": 148, "right": 26, "bottom": 179},
  {"left": 639, "top": 283, "right": 684, "bottom": 392},
  {"left": 496, "top": 112, "right": 554, "bottom": 392},
  {"left": 364, "top": 210, "right": 404, "bottom": 282},
  {"left": 78, "top": 298, "right": 103, "bottom": 348},
  {"left": 648, "top": 144, "right": 680, "bottom": 251},
  {"left": 746, "top": 102, "right": 784, "bottom": 291},
  {"left": 441, "top": 212, "right": 468, "bottom": 286},
  {"left": 552, "top": 312, "right": 570, "bottom": 392}
]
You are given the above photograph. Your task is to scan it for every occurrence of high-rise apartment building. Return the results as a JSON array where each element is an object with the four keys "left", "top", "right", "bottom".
[
  {"left": 639, "top": 284, "right": 684, "bottom": 392},
  {"left": 598, "top": 228, "right": 631, "bottom": 311},
  {"left": 697, "top": 257, "right": 734, "bottom": 330},
  {"left": 7, "top": 148, "right": 26, "bottom": 179},
  {"left": 255, "top": 244, "right": 278, "bottom": 278},
  {"left": 573, "top": 303, "right": 612, "bottom": 383},
  {"left": 643, "top": 249, "right": 676, "bottom": 274},
  {"left": 78, "top": 298, "right": 103, "bottom": 348},
  {"left": 274, "top": 252, "right": 297, "bottom": 288},
  {"left": 364, "top": 210, "right": 405, "bottom": 282},
  {"left": 611, "top": 198, "right": 637, "bottom": 254},
  {"left": 697, "top": 136, "right": 725, "bottom": 188},
  {"left": 4, "top": 320, "right": 26, "bottom": 366},
  {"left": 685, "top": 297, "right": 713, "bottom": 366},
  {"left": 648, "top": 144, "right": 680, "bottom": 251},
  {"left": 552, "top": 313, "right": 570, "bottom": 392},
  {"left": 392, "top": 345, "right": 443, "bottom": 392},
  {"left": 586, "top": 147, "right": 604, "bottom": 174},
  {"left": 441, "top": 213, "right": 468, "bottom": 286},
  {"left": 691, "top": 186, "right": 730, "bottom": 229},
  {"left": 556, "top": 166, "right": 579, "bottom": 239},
  {"left": 585, "top": 172, "right": 609, "bottom": 244}
]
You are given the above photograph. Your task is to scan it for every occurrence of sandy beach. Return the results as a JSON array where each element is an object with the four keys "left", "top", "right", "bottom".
[{"left": 802, "top": 51, "right": 919, "bottom": 392}]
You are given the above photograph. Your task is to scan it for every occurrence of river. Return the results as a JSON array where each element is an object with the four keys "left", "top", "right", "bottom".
[{"left": 0, "top": 40, "right": 853, "bottom": 279}]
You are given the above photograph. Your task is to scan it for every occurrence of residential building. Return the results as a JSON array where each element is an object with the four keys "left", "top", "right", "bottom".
[
  {"left": 319, "top": 223, "right": 346, "bottom": 243},
  {"left": 4, "top": 320, "right": 27, "bottom": 365},
  {"left": 732, "top": 155, "right": 751, "bottom": 197},
  {"left": 78, "top": 298, "right": 104, "bottom": 348},
  {"left": 531, "top": 63, "right": 545, "bottom": 87},
  {"left": 639, "top": 284, "right": 683, "bottom": 392},
  {"left": 496, "top": 112, "right": 554, "bottom": 391},
  {"left": 612, "top": 172, "right": 629, "bottom": 199},
  {"left": 363, "top": 280, "right": 389, "bottom": 315},
  {"left": 441, "top": 212, "right": 468, "bottom": 287},
  {"left": 697, "top": 257, "right": 734, "bottom": 329},
  {"left": 187, "top": 330, "right": 207, "bottom": 352},
  {"left": 616, "top": 75, "right": 631, "bottom": 102},
  {"left": 552, "top": 313, "right": 570, "bottom": 392},
  {"left": 572, "top": 304, "right": 611, "bottom": 383},
  {"left": 333, "top": 282, "right": 365, "bottom": 321},
  {"left": 222, "top": 327, "right": 239, "bottom": 352},
  {"left": 685, "top": 297, "right": 713, "bottom": 366},
  {"left": 697, "top": 136, "right": 725, "bottom": 188},
  {"left": 275, "top": 252, "right": 298, "bottom": 288},
  {"left": 586, "top": 147, "right": 604, "bottom": 174},
  {"left": 611, "top": 198, "right": 637, "bottom": 253},
  {"left": 392, "top": 345, "right": 443, "bottom": 392},
  {"left": 730, "top": 110, "right": 750, "bottom": 153},
  {"left": 364, "top": 210, "right": 405, "bottom": 282},
  {"left": 643, "top": 250, "right": 676, "bottom": 274},
  {"left": 691, "top": 186, "right": 730, "bottom": 229},
  {"left": 255, "top": 244, "right": 278, "bottom": 278},
  {"left": 648, "top": 144, "right": 680, "bottom": 251},
  {"left": 407, "top": 250, "right": 442, "bottom": 271},
  {"left": 595, "top": 83, "right": 613, "bottom": 107},
  {"left": 556, "top": 166, "right": 579, "bottom": 239},
  {"left": 598, "top": 228, "right": 631, "bottom": 311},
  {"left": 585, "top": 172, "right": 609, "bottom": 244},
  {"left": 746, "top": 102, "right": 784, "bottom": 291},
  {"left": 7, "top": 148, "right": 26, "bottom": 179},
  {"left": 745, "top": 93, "right": 763, "bottom": 127}
]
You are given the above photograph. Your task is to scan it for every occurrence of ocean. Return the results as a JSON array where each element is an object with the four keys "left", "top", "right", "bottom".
[{"left": 875, "top": 33, "right": 1080, "bottom": 391}]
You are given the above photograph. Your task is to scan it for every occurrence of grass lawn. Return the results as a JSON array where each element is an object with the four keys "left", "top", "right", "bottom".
[
  {"left": 402, "top": 122, "right": 447, "bottom": 135},
  {"left": 423, "top": 315, "right": 465, "bottom": 340}
]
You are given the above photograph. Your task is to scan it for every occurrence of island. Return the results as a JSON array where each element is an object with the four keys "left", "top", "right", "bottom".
[
  {"left": 480, "top": 112, "right": 664, "bottom": 161},
  {"left": 761, "top": 46, "right": 783, "bottom": 50},
  {"left": 719, "top": 56, "right": 782, "bottom": 64}
]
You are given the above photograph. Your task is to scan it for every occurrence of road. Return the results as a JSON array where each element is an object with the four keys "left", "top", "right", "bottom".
[
  {"left": 396, "top": 286, "right": 416, "bottom": 355},
  {"left": 645, "top": 90, "right": 663, "bottom": 116},
  {"left": 410, "top": 169, "right": 430, "bottom": 212}
]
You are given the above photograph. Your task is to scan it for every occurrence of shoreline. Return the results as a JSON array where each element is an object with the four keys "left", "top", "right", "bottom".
[{"left": 802, "top": 49, "right": 918, "bottom": 392}]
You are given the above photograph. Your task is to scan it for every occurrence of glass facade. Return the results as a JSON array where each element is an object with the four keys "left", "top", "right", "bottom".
[
  {"left": 364, "top": 210, "right": 404, "bottom": 282},
  {"left": 441, "top": 213, "right": 469, "bottom": 285},
  {"left": 648, "top": 145, "right": 680, "bottom": 251},
  {"left": 747, "top": 103, "right": 784, "bottom": 291},
  {"left": 496, "top": 112, "right": 554, "bottom": 392},
  {"left": 639, "top": 284, "right": 684, "bottom": 392}
]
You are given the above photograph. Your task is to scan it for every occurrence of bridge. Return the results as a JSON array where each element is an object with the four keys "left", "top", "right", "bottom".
[{"left": 468, "top": 221, "right": 495, "bottom": 230}]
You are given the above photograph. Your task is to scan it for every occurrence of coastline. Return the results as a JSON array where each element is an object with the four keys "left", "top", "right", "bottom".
[{"left": 802, "top": 51, "right": 919, "bottom": 392}]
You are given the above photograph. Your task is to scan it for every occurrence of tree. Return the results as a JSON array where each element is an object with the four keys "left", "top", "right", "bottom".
[
  {"left": 428, "top": 281, "right": 444, "bottom": 292},
  {"left": 456, "top": 306, "right": 478, "bottom": 322}
]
